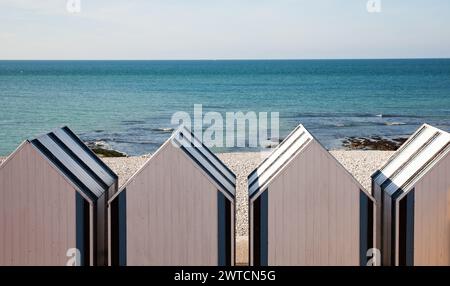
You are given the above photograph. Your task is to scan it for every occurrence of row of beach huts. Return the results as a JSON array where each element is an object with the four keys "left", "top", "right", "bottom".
[{"left": 0, "top": 124, "right": 449, "bottom": 266}]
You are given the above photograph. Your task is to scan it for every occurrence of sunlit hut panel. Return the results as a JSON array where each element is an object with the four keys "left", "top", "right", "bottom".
[
  {"left": 0, "top": 126, "right": 118, "bottom": 266},
  {"left": 248, "top": 124, "right": 375, "bottom": 266},
  {"left": 372, "top": 124, "right": 450, "bottom": 266},
  {"left": 108, "top": 127, "right": 236, "bottom": 266}
]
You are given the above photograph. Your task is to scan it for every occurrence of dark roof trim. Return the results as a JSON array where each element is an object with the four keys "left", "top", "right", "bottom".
[
  {"left": 48, "top": 132, "right": 108, "bottom": 190},
  {"left": 183, "top": 128, "right": 236, "bottom": 181},
  {"left": 61, "top": 126, "right": 118, "bottom": 180},
  {"left": 248, "top": 124, "right": 303, "bottom": 180},
  {"left": 31, "top": 139, "right": 97, "bottom": 201},
  {"left": 30, "top": 126, "right": 118, "bottom": 199},
  {"left": 249, "top": 137, "right": 311, "bottom": 199},
  {"left": 178, "top": 143, "right": 235, "bottom": 199},
  {"left": 172, "top": 127, "right": 236, "bottom": 196},
  {"left": 248, "top": 130, "right": 307, "bottom": 191}
]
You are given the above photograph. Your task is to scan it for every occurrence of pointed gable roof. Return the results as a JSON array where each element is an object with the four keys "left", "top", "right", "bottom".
[
  {"left": 373, "top": 124, "right": 450, "bottom": 197},
  {"left": 115, "top": 126, "right": 236, "bottom": 201},
  {"left": 248, "top": 124, "right": 370, "bottom": 199},
  {"left": 248, "top": 124, "right": 313, "bottom": 198},
  {"left": 30, "top": 126, "right": 117, "bottom": 201},
  {"left": 172, "top": 126, "right": 236, "bottom": 196}
]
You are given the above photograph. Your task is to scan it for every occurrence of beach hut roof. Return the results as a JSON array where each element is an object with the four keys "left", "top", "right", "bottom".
[
  {"left": 29, "top": 126, "right": 117, "bottom": 200},
  {"left": 248, "top": 124, "right": 369, "bottom": 199},
  {"left": 115, "top": 126, "right": 236, "bottom": 200},
  {"left": 372, "top": 124, "right": 450, "bottom": 197},
  {"left": 248, "top": 124, "right": 312, "bottom": 198}
]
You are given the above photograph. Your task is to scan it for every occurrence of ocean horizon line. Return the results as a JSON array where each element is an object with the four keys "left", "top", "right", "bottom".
[{"left": 1, "top": 57, "right": 450, "bottom": 62}]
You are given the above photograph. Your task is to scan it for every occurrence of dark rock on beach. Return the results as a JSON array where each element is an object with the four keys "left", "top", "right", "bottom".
[
  {"left": 263, "top": 137, "right": 285, "bottom": 148},
  {"left": 85, "top": 141, "right": 127, "bottom": 157},
  {"left": 342, "top": 136, "right": 407, "bottom": 151},
  {"left": 91, "top": 147, "right": 127, "bottom": 158}
]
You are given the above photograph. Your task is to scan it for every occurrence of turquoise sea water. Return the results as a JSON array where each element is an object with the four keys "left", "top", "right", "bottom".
[{"left": 0, "top": 59, "right": 449, "bottom": 156}]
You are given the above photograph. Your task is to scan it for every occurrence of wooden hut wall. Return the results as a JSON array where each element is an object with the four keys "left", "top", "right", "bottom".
[
  {"left": 109, "top": 142, "right": 234, "bottom": 266},
  {"left": 398, "top": 152, "right": 450, "bottom": 265},
  {"left": 0, "top": 143, "right": 80, "bottom": 265},
  {"left": 250, "top": 139, "right": 374, "bottom": 266}
]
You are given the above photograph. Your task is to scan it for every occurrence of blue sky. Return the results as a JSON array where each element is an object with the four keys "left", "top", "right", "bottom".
[{"left": 1, "top": 0, "right": 449, "bottom": 59}]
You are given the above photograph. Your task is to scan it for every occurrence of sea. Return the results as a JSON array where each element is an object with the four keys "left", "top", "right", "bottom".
[{"left": 0, "top": 59, "right": 449, "bottom": 156}]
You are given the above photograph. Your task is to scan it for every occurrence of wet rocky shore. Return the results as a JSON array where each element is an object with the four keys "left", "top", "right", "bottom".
[
  {"left": 85, "top": 141, "right": 127, "bottom": 157},
  {"left": 342, "top": 136, "right": 407, "bottom": 151}
]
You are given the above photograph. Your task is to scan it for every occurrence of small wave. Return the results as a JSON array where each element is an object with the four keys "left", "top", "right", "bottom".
[
  {"left": 151, "top": 127, "right": 175, "bottom": 133},
  {"left": 122, "top": 120, "right": 146, "bottom": 125},
  {"left": 384, "top": 122, "right": 407, "bottom": 126},
  {"left": 84, "top": 140, "right": 110, "bottom": 148},
  {"left": 113, "top": 139, "right": 158, "bottom": 145},
  {"left": 286, "top": 112, "right": 430, "bottom": 120},
  {"left": 287, "top": 112, "right": 391, "bottom": 119},
  {"left": 203, "top": 105, "right": 225, "bottom": 109},
  {"left": 321, "top": 122, "right": 389, "bottom": 128},
  {"left": 377, "top": 114, "right": 426, "bottom": 118},
  {"left": 86, "top": 137, "right": 113, "bottom": 142}
]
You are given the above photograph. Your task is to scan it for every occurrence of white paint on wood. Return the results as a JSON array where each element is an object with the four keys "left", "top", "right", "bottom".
[{"left": 0, "top": 143, "right": 77, "bottom": 265}]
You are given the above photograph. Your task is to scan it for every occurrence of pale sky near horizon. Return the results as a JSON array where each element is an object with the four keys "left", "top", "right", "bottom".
[{"left": 1, "top": 0, "right": 450, "bottom": 60}]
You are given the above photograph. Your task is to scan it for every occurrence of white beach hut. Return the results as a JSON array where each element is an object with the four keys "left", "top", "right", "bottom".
[
  {"left": 108, "top": 126, "right": 236, "bottom": 266},
  {"left": 372, "top": 124, "right": 450, "bottom": 266},
  {"left": 0, "top": 126, "right": 118, "bottom": 266},
  {"left": 248, "top": 124, "right": 375, "bottom": 266}
]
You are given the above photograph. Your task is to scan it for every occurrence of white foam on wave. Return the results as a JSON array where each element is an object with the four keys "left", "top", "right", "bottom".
[{"left": 385, "top": 122, "right": 406, "bottom": 126}]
